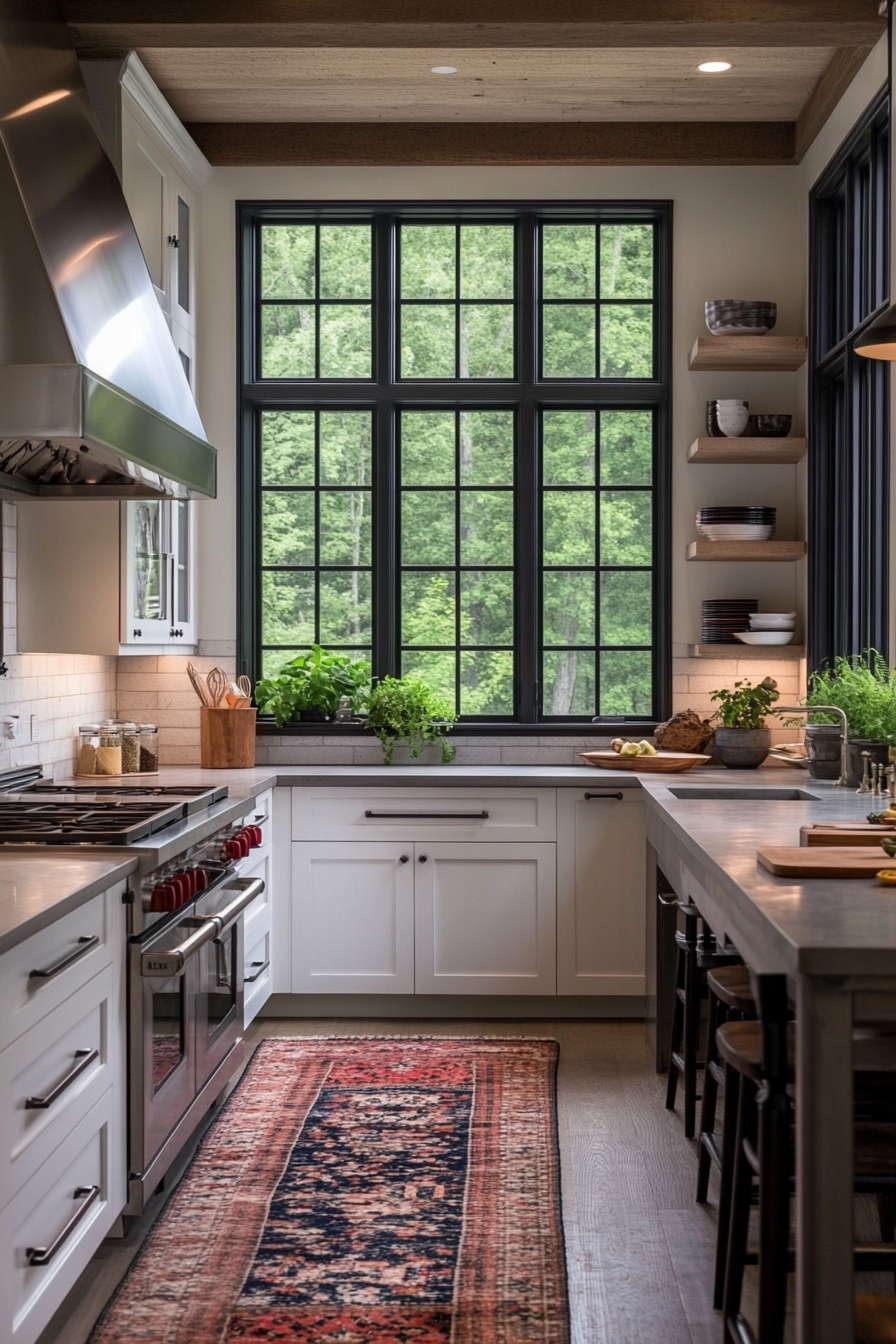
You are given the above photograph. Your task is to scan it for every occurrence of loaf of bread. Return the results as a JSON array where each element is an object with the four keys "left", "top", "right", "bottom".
[{"left": 654, "top": 710, "right": 713, "bottom": 753}]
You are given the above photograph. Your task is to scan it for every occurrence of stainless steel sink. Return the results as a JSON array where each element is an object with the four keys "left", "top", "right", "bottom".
[{"left": 667, "top": 787, "right": 821, "bottom": 801}]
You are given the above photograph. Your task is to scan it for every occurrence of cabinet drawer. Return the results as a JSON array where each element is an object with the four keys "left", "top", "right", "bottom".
[
  {"left": 291, "top": 788, "right": 557, "bottom": 842},
  {"left": 240, "top": 851, "right": 270, "bottom": 942},
  {"left": 0, "top": 887, "right": 119, "bottom": 1051},
  {"left": 243, "top": 928, "right": 272, "bottom": 1027},
  {"left": 0, "top": 1086, "right": 124, "bottom": 1344},
  {"left": 0, "top": 964, "right": 120, "bottom": 1204}
]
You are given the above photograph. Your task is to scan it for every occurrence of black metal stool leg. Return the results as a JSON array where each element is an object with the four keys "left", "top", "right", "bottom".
[
  {"left": 682, "top": 919, "right": 702, "bottom": 1138},
  {"left": 723, "top": 1077, "right": 758, "bottom": 1335},
  {"left": 665, "top": 941, "right": 685, "bottom": 1112},
  {"left": 696, "top": 988, "right": 723, "bottom": 1202},
  {"left": 713, "top": 1063, "right": 741, "bottom": 1310}
]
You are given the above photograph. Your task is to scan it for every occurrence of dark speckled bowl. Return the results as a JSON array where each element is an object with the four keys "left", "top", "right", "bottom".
[
  {"left": 705, "top": 300, "right": 777, "bottom": 336},
  {"left": 750, "top": 414, "right": 792, "bottom": 437}
]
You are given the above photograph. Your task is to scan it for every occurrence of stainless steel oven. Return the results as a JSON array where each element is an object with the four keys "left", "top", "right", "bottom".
[{"left": 128, "top": 872, "right": 263, "bottom": 1216}]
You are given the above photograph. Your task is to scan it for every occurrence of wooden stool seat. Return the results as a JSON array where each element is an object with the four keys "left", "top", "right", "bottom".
[
  {"left": 716, "top": 1020, "right": 795, "bottom": 1082},
  {"left": 717, "top": 1022, "right": 896, "bottom": 1084},
  {"left": 856, "top": 1295, "right": 896, "bottom": 1344},
  {"left": 706, "top": 965, "right": 755, "bottom": 1014}
]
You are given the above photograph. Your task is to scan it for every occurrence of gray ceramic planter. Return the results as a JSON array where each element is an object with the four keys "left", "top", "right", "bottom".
[
  {"left": 804, "top": 724, "right": 841, "bottom": 780},
  {"left": 845, "top": 738, "right": 888, "bottom": 789},
  {"left": 714, "top": 727, "right": 771, "bottom": 769}
]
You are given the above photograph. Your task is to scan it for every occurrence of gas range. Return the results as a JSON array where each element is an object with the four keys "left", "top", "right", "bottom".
[{"left": 0, "top": 768, "right": 265, "bottom": 937}]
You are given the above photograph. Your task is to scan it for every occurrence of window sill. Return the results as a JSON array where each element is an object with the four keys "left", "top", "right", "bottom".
[{"left": 256, "top": 719, "right": 660, "bottom": 737}]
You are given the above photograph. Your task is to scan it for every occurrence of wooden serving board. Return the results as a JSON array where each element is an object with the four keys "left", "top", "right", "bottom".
[
  {"left": 578, "top": 751, "right": 710, "bottom": 773},
  {"left": 801, "top": 824, "right": 896, "bottom": 847},
  {"left": 758, "top": 847, "right": 893, "bottom": 878}
]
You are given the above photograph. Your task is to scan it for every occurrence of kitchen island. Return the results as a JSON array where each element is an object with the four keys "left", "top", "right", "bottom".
[{"left": 642, "top": 776, "right": 896, "bottom": 1344}]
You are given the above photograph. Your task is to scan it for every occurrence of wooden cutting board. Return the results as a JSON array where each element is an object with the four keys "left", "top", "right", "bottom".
[
  {"left": 758, "top": 847, "right": 894, "bottom": 878},
  {"left": 801, "top": 824, "right": 896, "bottom": 847}
]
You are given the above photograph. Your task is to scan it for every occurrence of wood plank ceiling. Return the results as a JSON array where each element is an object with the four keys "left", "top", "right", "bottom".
[{"left": 63, "top": 1, "right": 887, "bottom": 166}]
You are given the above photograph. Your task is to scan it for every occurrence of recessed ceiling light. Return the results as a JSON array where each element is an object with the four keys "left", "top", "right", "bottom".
[
  {"left": 431, "top": 65, "right": 458, "bottom": 75},
  {"left": 698, "top": 61, "right": 732, "bottom": 73}
]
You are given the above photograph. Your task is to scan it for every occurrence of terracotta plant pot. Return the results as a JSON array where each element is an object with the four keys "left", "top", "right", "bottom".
[{"left": 714, "top": 727, "right": 770, "bottom": 769}]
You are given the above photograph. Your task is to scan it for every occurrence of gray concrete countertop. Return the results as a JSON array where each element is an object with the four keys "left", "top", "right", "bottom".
[
  {"left": 641, "top": 774, "right": 896, "bottom": 977},
  {"left": 0, "top": 853, "right": 138, "bottom": 955}
]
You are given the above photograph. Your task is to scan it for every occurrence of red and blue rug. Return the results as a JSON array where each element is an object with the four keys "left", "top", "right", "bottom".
[{"left": 92, "top": 1036, "right": 569, "bottom": 1343}]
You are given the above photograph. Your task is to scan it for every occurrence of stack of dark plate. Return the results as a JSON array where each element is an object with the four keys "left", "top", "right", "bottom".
[
  {"left": 696, "top": 506, "right": 776, "bottom": 541},
  {"left": 702, "top": 598, "right": 759, "bottom": 644}
]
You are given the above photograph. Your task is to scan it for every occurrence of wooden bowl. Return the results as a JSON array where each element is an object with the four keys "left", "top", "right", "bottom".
[{"left": 578, "top": 751, "right": 711, "bottom": 773}]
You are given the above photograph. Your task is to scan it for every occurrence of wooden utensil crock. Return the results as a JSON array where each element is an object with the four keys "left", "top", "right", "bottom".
[{"left": 200, "top": 706, "right": 256, "bottom": 768}]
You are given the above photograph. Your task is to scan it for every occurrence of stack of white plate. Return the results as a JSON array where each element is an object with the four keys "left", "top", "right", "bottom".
[
  {"left": 734, "top": 612, "right": 796, "bottom": 646},
  {"left": 696, "top": 507, "right": 776, "bottom": 541}
]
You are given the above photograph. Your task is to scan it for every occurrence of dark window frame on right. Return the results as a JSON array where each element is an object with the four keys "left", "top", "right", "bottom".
[{"left": 809, "top": 88, "right": 890, "bottom": 669}]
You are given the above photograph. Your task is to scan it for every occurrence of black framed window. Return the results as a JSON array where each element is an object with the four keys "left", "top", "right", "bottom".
[
  {"left": 809, "top": 91, "right": 890, "bottom": 667},
  {"left": 239, "top": 202, "right": 672, "bottom": 728}
]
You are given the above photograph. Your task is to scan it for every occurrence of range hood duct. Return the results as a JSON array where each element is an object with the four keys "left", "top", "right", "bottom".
[{"left": 0, "top": 0, "right": 216, "bottom": 500}]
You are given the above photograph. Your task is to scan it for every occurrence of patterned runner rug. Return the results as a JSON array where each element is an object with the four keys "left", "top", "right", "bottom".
[{"left": 92, "top": 1036, "right": 569, "bottom": 1343}]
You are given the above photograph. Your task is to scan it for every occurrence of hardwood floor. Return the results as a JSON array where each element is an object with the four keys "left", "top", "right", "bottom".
[{"left": 37, "top": 1018, "right": 890, "bottom": 1344}]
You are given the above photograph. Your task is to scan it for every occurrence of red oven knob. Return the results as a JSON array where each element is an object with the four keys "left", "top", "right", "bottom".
[
  {"left": 193, "top": 867, "right": 208, "bottom": 891},
  {"left": 247, "top": 826, "right": 263, "bottom": 848},
  {"left": 223, "top": 838, "right": 242, "bottom": 861},
  {"left": 151, "top": 883, "right": 176, "bottom": 912},
  {"left": 169, "top": 873, "right": 189, "bottom": 905}
]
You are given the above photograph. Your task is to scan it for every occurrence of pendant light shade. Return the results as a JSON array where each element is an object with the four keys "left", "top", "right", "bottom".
[{"left": 855, "top": 303, "right": 896, "bottom": 359}]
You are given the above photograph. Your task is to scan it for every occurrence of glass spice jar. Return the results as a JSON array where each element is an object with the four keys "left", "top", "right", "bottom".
[
  {"left": 95, "top": 725, "right": 122, "bottom": 776},
  {"left": 138, "top": 724, "right": 159, "bottom": 773},
  {"left": 77, "top": 724, "right": 102, "bottom": 775}
]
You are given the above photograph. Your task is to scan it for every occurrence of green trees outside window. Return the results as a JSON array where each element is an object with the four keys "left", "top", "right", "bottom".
[{"left": 242, "top": 206, "right": 670, "bottom": 725}]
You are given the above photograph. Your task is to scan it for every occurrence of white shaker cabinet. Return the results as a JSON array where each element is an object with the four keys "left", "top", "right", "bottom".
[
  {"left": 414, "top": 842, "right": 557, "bottom": 994},
  {"left": 292, "top": 842, "right": 415, "bottom": 994},
  {"left": 556, "top": 788, "right": 647, "bottom": 996}
]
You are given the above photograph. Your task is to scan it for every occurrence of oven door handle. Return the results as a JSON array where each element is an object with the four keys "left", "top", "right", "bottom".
[
  {"left": 141, "top": 918, "right": 221, "bottom": 977},
  {"left": 214, "top": 877, "right": 265, "bottom": 932}
]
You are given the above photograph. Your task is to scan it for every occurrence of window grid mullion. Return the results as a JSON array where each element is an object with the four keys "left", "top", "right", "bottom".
[{"left": 243, "top": 203, "right": 670, "bottom": 724}]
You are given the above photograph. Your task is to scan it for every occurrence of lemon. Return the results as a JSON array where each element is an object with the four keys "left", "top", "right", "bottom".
[
  {"left": 638, "top": 741, "right": 657, "bottom": 756},
  {"left": 876, "top": 870, "right": 896, "bottom": 885},
  {"left": 619, "top": 742, "right": 640, "bottom": 757}
]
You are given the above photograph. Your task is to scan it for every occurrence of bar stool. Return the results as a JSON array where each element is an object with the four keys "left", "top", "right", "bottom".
[
  {"left": 856, "top": 1296, "right": 896, "bottom": 1343},
  {"left": 665, "top": 903, "right": 742, "bottom": 1138},
  {"left": 718, "top": 1000, "right": 896, "bottom": 1344},
  {"left": 694, "top": 965, "right": 756, "bottom": 1310}
]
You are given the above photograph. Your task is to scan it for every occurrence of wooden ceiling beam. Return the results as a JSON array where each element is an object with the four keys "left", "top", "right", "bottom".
[
  {"left": 185, "top": 120, "right": 797, "bottom": 167},
  {"left": 794, "top": 45, "right": 877, "bottom": 158},
  {"left": 64, "top": 0, "right": 885, "bottom": 50}
]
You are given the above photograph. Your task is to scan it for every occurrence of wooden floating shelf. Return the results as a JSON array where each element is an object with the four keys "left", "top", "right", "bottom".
[
  {"left": 688, "top": 335, "right": 807, "bottom": 372},
  {"left": 687, "top": 644, "right": 806, "bottom": 659},
  {"left": 688, "top": 437, "right": 807, "bottom": 465},
  {"left": 687, "top": 540, "right": 807, "bottom": 562}
]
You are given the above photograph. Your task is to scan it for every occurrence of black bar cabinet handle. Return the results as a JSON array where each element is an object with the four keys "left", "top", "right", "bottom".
[
  {"left": 25, "top": 1049, "right": 99, "bottom": 1110},
  {"left": 30, "top": 935, "right": 99, "bottom": 981},
  {"left": 245, "top": 959, "right": 270, "bottom": 984},
  {"left": 364, "top": 810, "right": 489, "bottom": 819},
  {"left": 27, "top": 1185, "right": 101, "bottom": 1266},
  {"left": 657, "top": 891, "right": 681, "bottom": 907},
  {"left": 584, "top": 792, "right": 624, "bottom": 802}
]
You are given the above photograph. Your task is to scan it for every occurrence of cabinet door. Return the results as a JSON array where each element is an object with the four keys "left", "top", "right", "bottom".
[
  {"left": 414, "top": 842, "right": 556, "bottom": 995},
  {"left": 556, "top": 789, "right": 646, "bottom": 995},
  {"left": 169, "top": 498, "right": 196, "bottom": 644},
  {"left": 292, "top": 843, "right": 415, "bottom": 993},
  {"left": 167, "top": 172, "right": 196, "bottom": 334},
  {"left": 120, "top": 112, "right": 168, "bottom": 309},
  {"left": 121, "top": 500, "right": 170, "bottom": 643}
]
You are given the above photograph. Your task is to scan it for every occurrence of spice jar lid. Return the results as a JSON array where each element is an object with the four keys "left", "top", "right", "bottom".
[
  {"left": 79, "top": 723, "right": 102, "bottom": 733},
  {"left": 138, "top": 723, "right": 158, "bottom": 732},
  {"left": 102, "top": 718, "right": 138, "bottom": 731}
]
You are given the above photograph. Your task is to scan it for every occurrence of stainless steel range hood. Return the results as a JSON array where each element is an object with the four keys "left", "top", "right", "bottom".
[{"left": 0, "top": 0, "right": 216, "bottom": 500}]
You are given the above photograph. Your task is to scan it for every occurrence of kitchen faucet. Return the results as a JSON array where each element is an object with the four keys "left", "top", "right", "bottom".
[{"left": 776, "top": 705, "right": 849, "bottom": 787}]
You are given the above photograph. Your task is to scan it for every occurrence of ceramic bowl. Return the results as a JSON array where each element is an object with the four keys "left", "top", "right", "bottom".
[
  {"left": 705, "top": 300, "right": 777, "bottom": 336},
  {"left": 749, "top": 414, "right": 792, "bottom": 437},
  {"left": 706, "top": 399, "right": 749, "bottom": 438},
  {"left": 733, "top": 631, "right": 795, "bottom": 646}
]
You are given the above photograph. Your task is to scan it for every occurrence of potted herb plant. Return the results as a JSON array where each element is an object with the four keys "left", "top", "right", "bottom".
[
  {"left": 709, "top": 676, "right": 779, "bottom": 769},
  {"left": 366, "top": 676, "right": 457, "bottom": 765},
  {"left": 254, "top": 645, "right": 370, "bottom": 727},
  {"left": 799, "top": 652, "right": 896, "bottom": 785}
]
